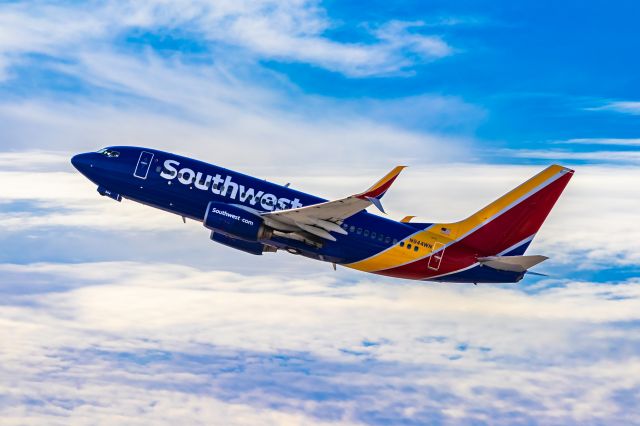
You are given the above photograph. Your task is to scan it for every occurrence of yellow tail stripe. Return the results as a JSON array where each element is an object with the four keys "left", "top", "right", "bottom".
[{"left": 441, "top": 164, "right": 566, "bottom": 239}]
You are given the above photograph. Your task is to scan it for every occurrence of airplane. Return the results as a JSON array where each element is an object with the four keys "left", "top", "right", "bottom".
[{"left": 71, "top": 147, "right": 573, "bottom": 283}]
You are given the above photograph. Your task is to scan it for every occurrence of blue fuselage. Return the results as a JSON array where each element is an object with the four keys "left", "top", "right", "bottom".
[{"left": 71, "top": 146, "right": 420, "bottom": 266}]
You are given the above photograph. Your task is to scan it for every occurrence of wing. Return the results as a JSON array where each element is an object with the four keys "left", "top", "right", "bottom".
[{"left": 262, "top": 166, "right": 406, "bottom": 241}]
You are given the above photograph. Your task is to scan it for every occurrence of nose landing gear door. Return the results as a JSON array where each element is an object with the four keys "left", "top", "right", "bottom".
[{"left": 134, "top": 151, "right": 154, "bottom": 179}]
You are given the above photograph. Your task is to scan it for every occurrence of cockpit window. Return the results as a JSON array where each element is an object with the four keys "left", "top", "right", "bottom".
[{"left": 97, "top": 148, "right": 120, "bottom": 158}]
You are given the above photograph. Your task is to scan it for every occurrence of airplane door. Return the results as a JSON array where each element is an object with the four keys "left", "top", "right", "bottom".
[
  {"left": 428, "top": 242, "right": 445, "bottom": 271},
  {"left": 134, "top": 151, "right": 154, "bottom": 179}
]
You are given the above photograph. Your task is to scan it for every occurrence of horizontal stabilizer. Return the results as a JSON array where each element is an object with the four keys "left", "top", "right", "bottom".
[
  {"left": 477, "top": 255, "right": 548, "bottom": 273},
  {"left": 525, "top": 270, "right": 549, "bottom": 277}
]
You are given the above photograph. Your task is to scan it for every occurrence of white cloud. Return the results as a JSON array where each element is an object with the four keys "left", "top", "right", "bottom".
[
  {"left": 0, "top": 0, "right": 453, "bottom": 78},
  {"left": 0, "top": 2, "right": 474, "bottom": 172},
  {"left": 0, "top": 261, "right": 639, "bottom": 424},
  {"left": 0, "top": 27, "right": 473, "bottom": 167},
  {"left": 1, "top": 383, "right": 356, "bottom": 426},
  {"left": 0, "top": 96, "right": 467, "bottom": 170},
  {"left": 0, "top": 151, "right": 73, "bottom": 171},
  {"left": 554, "top": 138, "right": 640, "bottom": 146},
  {"left": 587, "top": 101, "right": 640, "bottom": 115},
  {"left": 499, "top": 148, "right": 640, "bottom": 164}
]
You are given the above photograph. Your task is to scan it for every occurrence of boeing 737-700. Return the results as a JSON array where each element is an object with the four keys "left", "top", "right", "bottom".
[{"left": 71, "top": 147, "right": 573, "bottom": 283}]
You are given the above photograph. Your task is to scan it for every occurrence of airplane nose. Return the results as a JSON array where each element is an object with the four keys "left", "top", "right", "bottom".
[{"left": 71, "top": 153, "right": 93, "bottom": 176}]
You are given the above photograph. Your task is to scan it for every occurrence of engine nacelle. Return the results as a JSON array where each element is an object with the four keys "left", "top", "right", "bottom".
[
  {"left": 210, "top": 232, "right": 277, "bottom": 256},
  {"left": 203, "top": 201, "right": 271, "bottom": 242}
]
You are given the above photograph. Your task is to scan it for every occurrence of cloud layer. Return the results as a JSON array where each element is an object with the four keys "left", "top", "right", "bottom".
[
  {"left": 1, "top": 262, "right": 639, "bottom": 424},
  {"left": 0, "top": 0, "right": 451, "bottom": 78},
  {"left": 1, "top": 1, "right": 639, "bottom": 425}
]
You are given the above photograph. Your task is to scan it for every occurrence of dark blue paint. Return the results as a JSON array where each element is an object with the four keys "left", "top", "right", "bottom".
[
  {"left": 71, "top": 146, "right": 419, "bottom": 265},
  {"left": 71, "top": 146, "right": 532, "bottom": 284}
]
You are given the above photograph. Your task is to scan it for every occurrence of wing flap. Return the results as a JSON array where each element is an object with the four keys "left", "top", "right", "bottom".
[{"left": 296, "top": 223, "right": 337, "bottom": 241}]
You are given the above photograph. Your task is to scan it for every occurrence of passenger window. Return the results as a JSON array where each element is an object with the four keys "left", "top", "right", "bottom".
[
  {"left": 393, "top": 239, "right": 398, "bottom": 244},
  {"left": 364, "top": 230, "right": 370, "bottom": 237},
  {"left": 414, "top": 246, "right": 419, "bottom": 252},
  {"left": 357, "top": 228, "right": 362, "bottom": 235},
  {"left": 379, "top": 234, "right": 384, "bottom": 242},
  {"left": 371, "top": 232, "right": 376, "bottom": 239},
  {"left": 385, "top": 237, "right": 391, "bottom": 243},
  {"left": 350, "top": 226, "right": 355, "bottom": 233},
  {"left": 407, "top": 244, "right": 412, "bottom": 250},
  {"left": 399, "top": 241, "right": 404, "bottom": 247}
]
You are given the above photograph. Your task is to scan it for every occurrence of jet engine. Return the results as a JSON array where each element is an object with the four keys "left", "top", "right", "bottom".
[
  {"left": 203, "top": 201, "right": 272, "bottom": 242},
  {"left": 210, "top": 232, "right": 276, "bottom": 255}
]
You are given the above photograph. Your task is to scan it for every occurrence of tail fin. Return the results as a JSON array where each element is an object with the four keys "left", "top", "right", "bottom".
[{"left": 437, "top": 165, "right": 574, "bottom": 256}]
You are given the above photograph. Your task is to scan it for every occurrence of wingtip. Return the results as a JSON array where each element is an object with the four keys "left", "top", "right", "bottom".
[
  {"left": 385, "top": 166, "right": 408, "bottom": 180},
  {"left": 359, "top": 165, "right": 407, "bottom": 200}
]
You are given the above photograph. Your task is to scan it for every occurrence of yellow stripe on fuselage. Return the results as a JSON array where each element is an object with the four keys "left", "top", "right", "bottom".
[
  {"left": 345, "top": 165, "right": 566, "bottom": 273},
  {"left": 344, "top": 226, "right": 454, "bottom": 273}
]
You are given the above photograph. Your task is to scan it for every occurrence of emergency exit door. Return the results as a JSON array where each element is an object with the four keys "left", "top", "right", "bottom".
[
  {"left": 134, "top": 151, "right": 154, "bottom": 179},
  {"left": 428, "top": 242, "right": 445, "bottom": 271}
]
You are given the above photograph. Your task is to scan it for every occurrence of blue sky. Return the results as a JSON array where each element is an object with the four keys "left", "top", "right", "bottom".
[{"left": 0, "top": 1, "right": 639, "bottom": 424}]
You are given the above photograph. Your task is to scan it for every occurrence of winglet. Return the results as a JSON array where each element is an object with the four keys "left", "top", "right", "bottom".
[
  {"left": 366, "top": 196, "right": 386, "bottom": 214},
  {"left": 400, "top": 215, "right": 416, "bottom": 223},
  {"left": 357, "top": 166, "right": 406, "bottom": 200}
]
